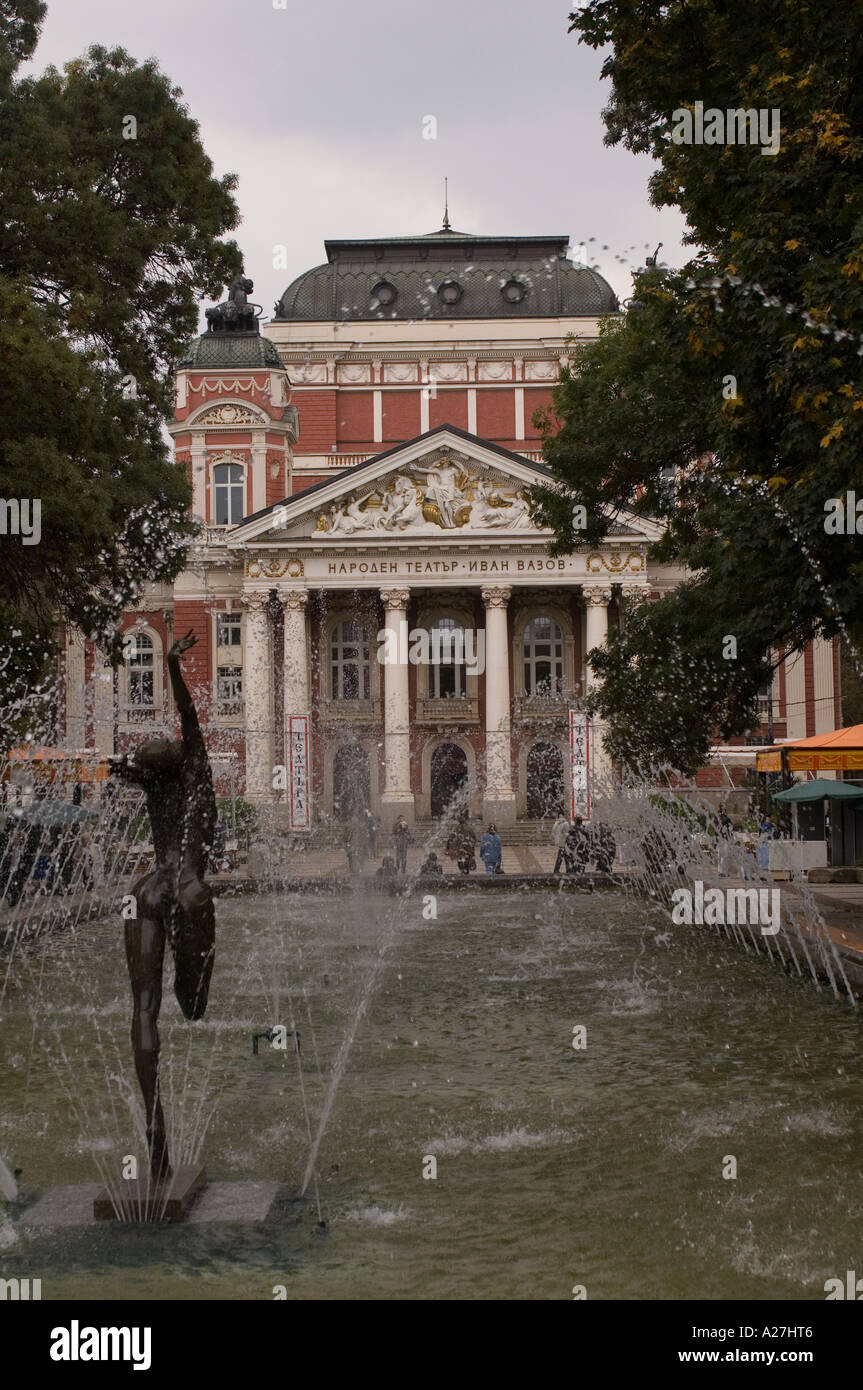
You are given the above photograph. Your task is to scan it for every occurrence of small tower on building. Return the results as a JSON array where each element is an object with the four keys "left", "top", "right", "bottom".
[{"left": 169, "top": 275, "right": 297, "bottom": 528}]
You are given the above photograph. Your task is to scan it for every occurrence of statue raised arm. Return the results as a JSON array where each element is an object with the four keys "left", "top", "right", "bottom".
[{"left": 110, "top": 631, "right": 216, "bottom": 1181}]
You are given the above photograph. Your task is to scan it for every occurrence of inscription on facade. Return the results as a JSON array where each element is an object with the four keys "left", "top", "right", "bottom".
[{"left": 325, "top": 557, "right": 568, "bottom": 576}]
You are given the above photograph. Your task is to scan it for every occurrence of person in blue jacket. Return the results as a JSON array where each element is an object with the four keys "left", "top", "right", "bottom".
[{"left": 480, "top": 823, "right": 502, "bottom": 875}]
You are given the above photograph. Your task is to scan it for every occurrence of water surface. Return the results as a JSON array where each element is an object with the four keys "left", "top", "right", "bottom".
[{"left": 1, "top": 889, "right": 861, "bottom": 1300}]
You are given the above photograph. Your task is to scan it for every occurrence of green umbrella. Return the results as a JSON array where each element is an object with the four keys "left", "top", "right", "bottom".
[{"left": 772, "top": 778, "right": 863, "bottom": 803}]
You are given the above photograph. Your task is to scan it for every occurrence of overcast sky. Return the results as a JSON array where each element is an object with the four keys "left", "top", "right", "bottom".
[{"left": 29, "top": 0, "right": 688, "bottom": 319}]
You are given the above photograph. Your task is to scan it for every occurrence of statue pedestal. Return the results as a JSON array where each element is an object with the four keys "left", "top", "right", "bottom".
[
  {"left": 19, "top": 1178, "right": 277, "bottom": 1230},
  {"left": 93, "top": 1164, "right": 206, "bottom": 1223}
]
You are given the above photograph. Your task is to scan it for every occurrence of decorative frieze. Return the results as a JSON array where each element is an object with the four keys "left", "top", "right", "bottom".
[
  {"left": 337, "top": 363, "right": 371, "bottom": 383},
  {"left": 477, "top": 361, "right": 512, "bottom": 381},
  {"left": 290, "top": 363, "right": 327, "bottom": 383},
  {"left": 383, "top": 363, "right": 417, "bottom": 383},
  {"left": 186, "top": 377, "right": 272, "bottom": 399},
  {"left": 194, "top": 402, "right": 264, "bottom": 426},
  {"left": 586, "top": 550, "right": 645, "bottom": 574},
  {"left": 245, "top": 554, "right": 304, "bottom": 580},
  {"left": 524, "top": 360, "right": 558, "bottom": 381}
]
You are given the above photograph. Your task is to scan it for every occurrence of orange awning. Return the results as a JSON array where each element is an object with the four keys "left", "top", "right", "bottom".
[
  {"left": 4, "top": 748, "right": 110, "bottom": 783},
  {"left": 755, "top": 724, "right": 863, "bottom": 773}
]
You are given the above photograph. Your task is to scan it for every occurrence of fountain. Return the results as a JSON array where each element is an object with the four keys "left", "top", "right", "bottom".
[
  {"left": 91, "top": 629, "right": 216, "bottom": 1219},
  {"left": 2, "top": 633, "right": 862, "bottom": 1296}
]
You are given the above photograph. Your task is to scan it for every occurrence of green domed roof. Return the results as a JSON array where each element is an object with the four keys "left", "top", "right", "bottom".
[
  {"left": 275, "top": 231, "right": 618, "bottom": 322},
  {"left": 178, "top": 331, "right": 283, "bottom": 370}
]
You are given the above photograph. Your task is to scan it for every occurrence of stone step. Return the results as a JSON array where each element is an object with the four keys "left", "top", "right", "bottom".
[{"left": 250, "top": 813, "right": 563, "bottom": 852}]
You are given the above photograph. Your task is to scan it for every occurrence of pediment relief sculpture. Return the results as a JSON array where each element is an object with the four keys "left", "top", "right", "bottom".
[
  {"left": 195, "top": 402, "right": 263, "bottom": 426},
  {"left": 315, "top": 458, "right": 535, "bottom": 535}
]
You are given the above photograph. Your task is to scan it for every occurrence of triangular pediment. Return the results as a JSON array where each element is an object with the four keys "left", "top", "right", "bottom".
[{"left": 231, "top": 426, "right": 664, "bottom": 546}]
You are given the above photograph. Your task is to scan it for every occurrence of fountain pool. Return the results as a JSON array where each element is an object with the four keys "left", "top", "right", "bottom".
[{"left": 2, "top": 887, "right": 862, "bottom": 1300}]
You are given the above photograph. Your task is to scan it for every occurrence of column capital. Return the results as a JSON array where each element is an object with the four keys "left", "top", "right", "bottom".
[
  {"left": 278, "top": 587, "right": 309, "bottom": 612},
  {"left": 380, "top": 587, "right": 411, "bottom": 611},
  {"left": 583, "top": 585, "right": 612, "bottom": 607},
  {"left": 241, "top": 589, "right": 271, "bottom": 614},
  {"left": 481, "top": 585, "right": 512, "bottom": 609}
]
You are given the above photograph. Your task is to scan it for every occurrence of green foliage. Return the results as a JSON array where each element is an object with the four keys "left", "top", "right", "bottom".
[
  {"left": 218, "top": 796, "right": 257, "bottom": 841},
  {"left": 531, "top": 2, "right": 863, "bottom": 773},
  {"left": 0, "top": 3, "right": 242, "bottom": 744},
  {"left": 840, "top": 631, "right": 863, "bottom": 726},
  {"left": 124, "top": 809, "right": 150, "bottom": 845},
  {"left": 647, "top": 792, "right": 710, "bottom": 831}
]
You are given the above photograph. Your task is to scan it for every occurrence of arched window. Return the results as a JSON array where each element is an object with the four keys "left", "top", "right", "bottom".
[
  {"left": 429, "top": 616, "right": 467, "bottom": 698},
  {"left": 213, "top": 462, "right": 245, "bottom": 525},
  {"left": 127, "top": 633, "right": 154, "bottom": 708},
  {"left": 526, "top": 742, "right": 565, "bottom": 818},
  {"left": 523, "top": 615, "right": 564, "bottom": 696},
  {"left": 121, "top": 628, "right": 163, "bottom": 724},
  {"left": 331, "top": 620, "right": 371, "bottom": 700},
  {"left": 332, "top": 743, "right": 371, "bottom": 820},
  {"left": 430, "top": 743, "right": 468, "bottom": 816}
]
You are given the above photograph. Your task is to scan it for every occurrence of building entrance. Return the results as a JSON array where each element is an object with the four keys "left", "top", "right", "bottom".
[{"left": 430, "top": 743, "right": 468, "bottom": 818}]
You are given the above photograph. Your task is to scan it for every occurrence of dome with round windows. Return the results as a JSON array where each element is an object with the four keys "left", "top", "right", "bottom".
[{"left": 275, "top": 229, "right": 618, "bottom": 322}]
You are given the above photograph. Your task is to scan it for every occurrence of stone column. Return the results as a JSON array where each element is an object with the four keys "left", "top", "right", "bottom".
[
  {"left": 190, "top": 442, "right": 206, "bottom": 520},
  {"left": 280, "top": 588, "right": 309, "bottom": 716},
  {"left": 279, "top": 587, "right": 310, "bottom": 817},
  {"left": 251, "top": 433, "right": 267, "bottom": 514},
  {"left": 583, "top": 586, "right": 613, "bottom": 792},
  {"left": 482, "top": 585, "right": 517, "bottom": 825},
  {"left": 64, "top": 626, "right": 86, "bottom": 748},
  {"left": 380, "top": 587, "right": 415, "bottom": 825},
  {"left": 242, "top": 590, "right": 274, "bottom": 803},
  {"left": 92, "top": 645, "right": 116, "bottom": 756}
]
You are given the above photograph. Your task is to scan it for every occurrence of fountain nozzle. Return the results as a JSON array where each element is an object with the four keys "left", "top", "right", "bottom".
[{"left": 252, "top": 1028, "right": 301, "bottom": 1056}]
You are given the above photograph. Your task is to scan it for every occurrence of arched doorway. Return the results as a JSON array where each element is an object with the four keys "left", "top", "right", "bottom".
[
  {"left": 332, "top": 743, "right": 370, "bottom": 820},
  {"left": 430, "top": 743, "right": 468, "bottom": 818},
  {"left": 526, "top": 742, "right": 565, "bottom": 819}
]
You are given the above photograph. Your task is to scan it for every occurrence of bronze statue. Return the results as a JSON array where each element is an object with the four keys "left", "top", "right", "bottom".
[
  {"left": 110, "top": 632, "right": 216, "bottom": 1181},
  {"left": 205, "top": 275, "right": 261, "bottom": 333}
]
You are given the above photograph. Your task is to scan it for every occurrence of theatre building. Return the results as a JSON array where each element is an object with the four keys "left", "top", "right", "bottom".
[{"left": 61, "top": 226, "right": 842, "bottom": 825}]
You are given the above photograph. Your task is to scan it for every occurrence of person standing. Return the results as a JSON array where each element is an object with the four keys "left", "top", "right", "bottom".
[
  {"left": 717, "top": 805, "right": 734, "bottom": 876},
  {"left": 364, "top": 808, "right": 377, "bottom": 858},
  {"left": 565, "top": 817, "right": 590, "bottom": 875},
  {"left": 392, "top": 815, "right": 411, "bottom": 874},
  {"left": 374, "top": 855, "right": 398, "bottom": 890},
  {"left": 348, "top": 815, "right": 367, "bottom": 875},
  {"left": 456, "top": 818, "right": 477, "bottom": 875},
  {"left": 448, "top": 809, "right": 476, "bottom": 875},
  {"left": 756, "top": 819, "right": 773, "bottom": 871},
  {"left": 552, "top": 814, "right": 570, "bottom": 874},
  {"left": 480, "top": 823, "right": 502, "bottom": 876},
  {"left": 592, "top": 823, "right": 617, "bottom": 874}
]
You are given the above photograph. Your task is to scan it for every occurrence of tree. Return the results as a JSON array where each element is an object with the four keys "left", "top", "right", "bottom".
[
  {"left": 0, "top": 1, "right": 242, "bottom": 741},
  {"left": 531, "top": 0, "right": 863, "bottom": 774}
]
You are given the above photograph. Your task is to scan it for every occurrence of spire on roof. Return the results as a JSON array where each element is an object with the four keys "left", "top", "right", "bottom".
[{"left": 442, "top": 176, "right": 451, "bottom": 232}]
